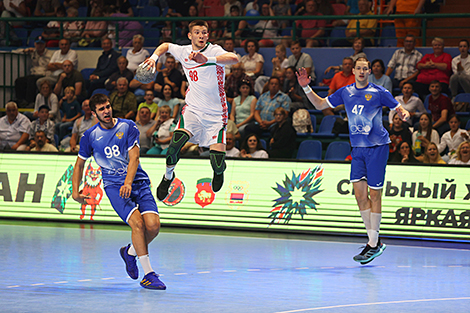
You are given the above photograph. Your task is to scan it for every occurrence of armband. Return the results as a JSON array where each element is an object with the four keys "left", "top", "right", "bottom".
[
  {"left": 302, "top": 85, "right": 312, "bottom": 94},
  {"left": 149, "top": 54, "right": 159, "bottom": 62},
  {"left": 207, "top": 56, "right": 217, "bottom": 63}
]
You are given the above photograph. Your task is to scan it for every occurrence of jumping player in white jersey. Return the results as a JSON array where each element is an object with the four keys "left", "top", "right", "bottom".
[
  {"left": 297, "top": 57, "right": 410, "bottom": 264},
  {"left": 72, "top": 94, "right": 166, "bottom": 290},
  {"left": 141, "top": 20, "right": 239, "bottom": 200}
]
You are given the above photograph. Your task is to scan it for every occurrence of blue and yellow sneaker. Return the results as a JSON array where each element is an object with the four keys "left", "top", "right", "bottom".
[
  {"left": 140, "top": 272, "right": 166, "bottom": 290},
  {"left": 120, "top": 244, "right": 139, "bottom": 280},
  {"left": 353, "top": 241, "right": 386, "bottom": 265}
]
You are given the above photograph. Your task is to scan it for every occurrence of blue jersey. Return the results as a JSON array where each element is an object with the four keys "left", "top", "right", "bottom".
[
  {"left": 327, "top": 83, "right": 400, "bottom": 148},
  {"left": 78, "top": 119, "right": 149, "bottom": 187}
]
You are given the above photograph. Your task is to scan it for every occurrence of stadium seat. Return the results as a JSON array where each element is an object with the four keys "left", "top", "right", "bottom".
[
  {"left": 297, "top": 114, "right": 316, "bottom": 137},
  {"left": 140, "top": 5, "right": 160, "bottom": 18},
  {"left": 14, "top": 28, "right": 28, "bottom": 46},
  {"left": 296, "top": 140, "right": 322, "bottom": 160},
  {"left": 310, "top": 115, "right": 340, "bottom": 138},
  {"left": 78, "top": 7, "right": 87, "bottom": 17},
  {"left": 379, "top": 25, "right": 397, "bottom": 47},
  {"left": 324, "top": 141, "right": 351, "bottom": 161},
  {"left": 80, "top": 68, "right": 95, "bottom": 80},
  {"left": 27, "top": 28, "right": 44, "bottom": 46},
  {"left": 143, "top": 28, "right": 160, "bottom": 46},
  {"left": 466, "top": 119, "right": 470, "bottom": 130},
  {"left": 328, "top": 26, "right": 346, "bottom": 47},
  {"left": 454, "top": 93, "right": 470, "bottom": 103},
  {"left": 331, "top": 3, "right": 347, "bottom": 15},
  {"left": 260, "top": 139, "right": 267, "bottom": 150},
  {"left": 92, "top": 88, "right": 110, "bottom": 96}
]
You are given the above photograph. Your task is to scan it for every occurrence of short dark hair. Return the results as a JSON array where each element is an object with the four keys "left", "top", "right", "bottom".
[
  {"left": 189, "top": 20, "right": 209, "bottom": 32},
  {"left": 460, "top": 39, "right": 470, "bottom": 47},
  {"left": 353, "top": 57, "right": 371, "bottom": 68},
  {"left": 290, "top": 40, "right": 301, "bottom": 48},
  {"left": 89, "top": 94, "right": 109, "bottom": 112},
  {"left": 371, "top": 59, "right": 385, "bottom": 73}
]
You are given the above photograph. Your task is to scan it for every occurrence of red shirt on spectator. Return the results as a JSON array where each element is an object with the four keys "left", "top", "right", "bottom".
[
  {"left": 416, "top": 52, "right": 452, "bottom": 85},
  {"left": 429, "top": 94, "right": 454, "bottom": 122},
  {"left": 329, "top": 71, "right": 355, "bottom": 93},
  {"left": 296, "top": 13, "right": 326, "bottom": 39}
]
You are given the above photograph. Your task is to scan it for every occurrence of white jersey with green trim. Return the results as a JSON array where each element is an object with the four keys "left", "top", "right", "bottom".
[{"left": 168, "top": 43, "right": 228, "bottom": 118}]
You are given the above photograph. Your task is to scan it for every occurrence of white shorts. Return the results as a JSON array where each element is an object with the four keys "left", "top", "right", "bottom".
[{"left": 177, "top": 106, "right": 226, "bottom": 148}]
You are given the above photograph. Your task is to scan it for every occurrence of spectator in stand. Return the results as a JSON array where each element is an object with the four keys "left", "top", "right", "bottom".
[
  {"left": 225, "top": 131, "right": 240, "bottom": 158},
  {"left": 56, "top": 86, "right": 82, "bottom": 141},
  {"left": 332, "top": 0, "right": 377, "bottom": 47},
  {"left": 412, "top": 113, "right": 439, "bottom": 160},
  {"left": 65, "top": 99, "right": 97, "bottom": 153},
  {"left": 414, "top": 37, "right": 452, "bottom": 100},
  {"left": 239, "top": 39, "right": 265, "bottom": 79},
  {"left": 390, "top": 140, "right": 420, "bottom": 163},
  {"left": 41, "top": 5, "right": 66, "bottom": 47},
  {"left": 0, "top": 102, "right": 31, "bottom": 151},
  {"left": 225, "top": 63, "right": 254, "bottom": 104},
  {"left": 209, "top": 20, "right": 224, "bottom": 44},
  {"left": 157, "top": 84, "right": 180, "bottom": 120},
  {"left": 438, "top": 115, "right": 469, "bottom": 162},
  {"left": 385, "top": 34, "right": 423, "bottom": 89},
  {"left": 240, "top": 133, "right": 269, "bottom": 158},
  {"left": 254, "top": 44, "right": 289, "bottom": 95},
  {"left": 15, "top": 36, "right": 54, "bottom": 106},
  {"left": 53, "top": 60, "right": 87, "bottom": 102},
  {"left": 449, "top": 141, "right": 470, "bottom": 165},
  {"left": 388, "top": 111, "right": 412, "bottom": 156},
  {"left": 268, "top": 107, "right": 296, "bottom": 158},
  {"left": 137, "top": 89, "right": 159, "bottom": 121},
  {"left": 428, "top": 80, "right": 454, "bottom": 136},
  {"left": 126, "top": 35, "right": 150, "bottom": 74},
  {"left": 449, "top": 39, "right": 470, "bottom": 99},
  {"left": 271, "top": 0, "right": 292, "bottom": 29},
  {"left": 384, "top": 0, "right": 425, "bottom": 47},
  {"left": 117, "top": 0, "right": 133, "bottom": 16},
  {"left": 104, "top": 5, "right": 143, "bottom": 47},
  {"left": 26, "top": 130, "right": 58, "bottom": 152},
  {"left": 178, "top": 5, "right": 199, "bottom": 45},
  {"left": 223, "top": 37, "right": 242, "bottom": 76},
  {"left": 230, "top": 79, "right": 257, "bottom": 139},
  {"left": 1, "top": 0, "right": 28, "bottom": 26},
  {"left": 31, "top": 80, "right": 60, "bottom": 123},
  {"left": 29, "top": 105, "right": 56, "bottom": 146},
  {"left": 294, "top": 0, "right": 326, "bottom": 48},
  {"left": 109, "top": 77, "right": 137, "bottom": 119},
  {"left": 79, "top": 6, "right": 107, "bottom": 47},
  {"left": 222, "top": 0, "right": 242, "bottom": 17},
  {"left": 154, "top": 55, "right": 183, "bottom": 99},
  {"left": 37, "top": 39, "right": 78, "bottom": 88},
  {"left": 422, "top": 142, "right": 446, "bottom": 164},
  {"left": 147, "top": 105, "right": 175, "bottom": 155},
  {"left": 245, "top": 77, "right": 291, "bottom": 137},
  {"left": 287, "top": 40, "right": 315, "bottom": 81},
  {"left": 328, "top": 57, "right": 355, "bottom": 96},
  {"left": 105, "top": 56, "right": 134, "bottom": 91},
  {"left": 34, "top": 0, "right": 61, "bottom": 17},
  {"left": 369, "top": 59, "right": 392, "bottom": 92},
  {"left": 388, "top": 82, "right": 426, "bottom": 126},
  {"left": 324, "top": 37, "right": 367, "bottom": 74},
  {"left": 63, "top": 7, "right": 84, "bottom": 44},
  {"left": 283, "top": 66, "right": 309, "bottom": 110},
  {"left": 136, "top": 107, "right": 156, "bottom": 155},
  {"left": 86, "top": 38, "right": 121, "bottom": 96}
]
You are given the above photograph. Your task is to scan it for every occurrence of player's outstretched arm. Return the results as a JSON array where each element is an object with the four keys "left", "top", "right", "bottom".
[
  {"left": 141, "top": 43, "right": 170, "bottom": 73},
  {"left": 72, "top": 157, "right": 90, "bottom": 204},
  {"left": 120, "top": 145, "right": 140, "bottom": 199},
  {"left": 189, "top": 51, "right": 239, "bottom": 65},
  {"left": 296, "top": 67, "right": 330, "bottom": 111},
  {"left": 395, "top": 105, "right": 410, "bottom": 122}
]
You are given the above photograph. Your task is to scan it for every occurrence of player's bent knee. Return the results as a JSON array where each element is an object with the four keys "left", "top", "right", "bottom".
[
  {"left": 210, "top": 150, "right": 226, "bottom": 175},
  {"left": 166, "top": 130, "right": 190, "bottom": 166}
]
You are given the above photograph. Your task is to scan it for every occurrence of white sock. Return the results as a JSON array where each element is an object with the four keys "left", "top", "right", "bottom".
[
  {"left": 138, "top": 254, "right": 154, "bottom": 275},
  {"left": 128, "top": 245, "right": 137, "bottom": 256},
  {"left": 369, "top": 213, "right": 382, "bottom": 248},
  {"left": 165, "top": 166, "right": 175, "bottom": 180},
  {"left": 360, "top": 209, "right": 371, "bottom": 230}
]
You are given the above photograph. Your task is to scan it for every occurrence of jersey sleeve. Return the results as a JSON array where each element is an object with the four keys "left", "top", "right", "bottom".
[
  {"left": 380, "top": 87, "right": 400, "bottom": 110},
  {"left": 326, "top": 87, "right": 346, "bottom": 108},
  {"left": 127, "top": 120, "right": 140, "bottom": 151},
  {"left": 78, "top": 130, "right": 92, "bottom": 160},
  {"left": 210, "top": 44, "right": 229, "bottom": 58},
  {"left": 168, "top": 43, "right": 183, "bottom": 63}
]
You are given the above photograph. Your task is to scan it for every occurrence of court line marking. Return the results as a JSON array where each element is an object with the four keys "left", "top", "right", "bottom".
[
  {"left": 275, "top": 297, "right": 470, "bottom": 313},
  {"left": 54, "top": 281, "right": 68, "bottom": 284},
  {"left": 31, "top": 283, "right": 45, "bottom": 286},
  {"left": 78, "top": 279, "right": 92, "bottom": 282},
  {"left": 174, "top": 273, "right": 188, "bottom": 275},
  {"left": 197, "top": 271, "right": 211, "bottom": 274},
  {"left": 101, "top": 277, "right": 114, "bottom": 280}
]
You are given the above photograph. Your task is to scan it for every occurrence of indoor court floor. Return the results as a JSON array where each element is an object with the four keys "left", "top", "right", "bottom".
[{"left": 1, "top": 222, "right": 470, "bottom": 313}]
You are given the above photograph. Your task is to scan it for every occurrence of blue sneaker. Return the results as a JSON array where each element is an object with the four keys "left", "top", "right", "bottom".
[
  {"left": 140, "top": 272, "right": 166, "bottom": 290},
  {"left": 120, "top": 244, "right": 139, "bottom": 280},
  {"left": 353, "top": 242, "right": 386, "bottom": 265}
]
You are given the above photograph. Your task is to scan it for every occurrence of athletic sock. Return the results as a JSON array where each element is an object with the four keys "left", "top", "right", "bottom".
[
  {"left": 360, "top": 209, "right": 371, "bottom": 230},
  {"left": 165, "top": 166, "right": 175, "bottom": 180},
  {"left": 369, "top": 212, "right": 382, "bottom": 248},
  {"left": 128, "top": 245, "right": 137, "bottom": 256},
  {"left": 138, "top": 254, "right": 154, "bottom": 275}
]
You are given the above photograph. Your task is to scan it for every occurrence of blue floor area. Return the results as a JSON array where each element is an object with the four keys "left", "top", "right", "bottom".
[{"left": 1, "top": 223, "right": 470, "bottom": 313}]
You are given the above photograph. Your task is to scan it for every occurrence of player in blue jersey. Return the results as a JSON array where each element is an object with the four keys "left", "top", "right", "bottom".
[
  {"left": 71, "top": 93, "right": 166, "bottom": 290},
  {"left": 297, "top": 57, "right": 410, "bottom": 264}
]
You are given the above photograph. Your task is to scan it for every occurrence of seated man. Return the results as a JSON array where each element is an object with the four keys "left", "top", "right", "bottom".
[
  {"left": 225, "top": 63, "right": 254, "bottom": 104},
  {"left": 86, "top": 38, "right": 121, "bottom": 96},
  {"left": 154, "top": 55, "right": 183, "bottom": 99},
  {"left": 26, "top": 130, "right": 58, "bottom": 152},
  {"left": 385, "top": 34, "right": 422, "bottom": 89},
  {"left": 0, "top": 101, "right": 31, "bottom": 151},
  {"left": 65, "top": 100, "right": 97, "bottom": 153},
  {"left": 53, "top": 60, "right": 87, "bottom": 103},
  {"left": 126, "top": 34, "right": 150, "bottom": 73},
  {"left": 29, "top": 104, "right": 56, "bottom": 146},
  {"left": 294, "top": 0, "right": 325, "bottom": 48},
  {"left": 135, "top": 106, "right": 156, "bottom": 155},
  {"left": 449, "top": 39, "right": 470, "bottom": 99},
  {"left": 109, "top": 77, "right": 137, "bottom": 120},
  {"left": 105, "top": 56, "right": 135, "bottom": 92},
  {"left": 287, "top": 41, "right": 315, "bottom": 82},
  {"left": 225, "top": 131, "right": 240, "bottom": 158},
  {"left": 428, "top": 80, "right": 454, "bottom": 136},
  {"left": 245, "top": 77, "right": 291, "bottom": 137},
  {"left": 323, "top": 57, "right": 355, "bottom": 116}
]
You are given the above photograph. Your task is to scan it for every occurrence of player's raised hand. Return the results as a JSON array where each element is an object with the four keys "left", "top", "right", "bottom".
[
  {"left": 72, "top": 190, "right": 91, "bottom": 204},
  {"left": 140, "top": 58, "right": 156, "bottom": 73},
  {"left": 189, "top": 51, "right": 208, "bottom": 64},
  {"left": 296, "top": 67, "right": 311, "bottom": 87},
  {"left": 397, "top": 107, "right": 410, "bottom": 122},
  {"left": 120, "top": 183, "right": 132, "bottom": 199}
]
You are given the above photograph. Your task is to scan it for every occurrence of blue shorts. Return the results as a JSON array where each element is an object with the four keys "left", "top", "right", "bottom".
[
  {"left": 104, "top": 180, "right": 159, "bottom": 223},
  {"left": 350, "top": 145, "right": 389, "bottom": 189}
]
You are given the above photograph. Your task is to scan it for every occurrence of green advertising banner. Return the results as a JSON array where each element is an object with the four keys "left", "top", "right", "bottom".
[{"left": 0, "top": 153, "right": 469, "bottom": 241}]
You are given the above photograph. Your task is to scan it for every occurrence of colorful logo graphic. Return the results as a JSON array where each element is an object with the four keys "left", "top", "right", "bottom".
[
  {"left": 51, "top": 164, "right": 74, "bottom": 213},
  {"left": 163, "top": 178, "right": 186, "bottom": 206},
  {"left": 365, "top": 94, "right": 372, "bottom": 101},
  {"left": 269, "top": 165, "right": 324, "bottom": 224},
  {"left": 225, "top": 181, "right": 249, "bottom": 209},
  {"left": 79, "top": 162, "right": 103, "bottom": 220},
  {"left": 195, "top": 178, "right": 215, "bottom": 208},
  {"left": 116, "top": 131, "right": 124, "bottom": 139}
]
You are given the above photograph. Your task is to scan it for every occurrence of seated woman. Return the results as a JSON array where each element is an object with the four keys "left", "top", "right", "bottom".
[
  {"left": 239, "top": 39, "right": 264, "bottom": 79},
  {"left": 388, "top": 82, "right": 426, "bottom": 127},
  {"left": 422, "top": 142, "right": 446, "bottom": 164},
  {"left": 438, "top": 115, "right": 470, "bottom": 162},
  {"left": 268, "top": 107, "right": 296, "bottom": 159},
  {"left": 230, "top": 80, "right": 257, "bottom": 139},
  {"left": 449, "top": 141, "right": 470, "bottom": 165},
  {"left": 389, "top": 111, "right": 412, "bottom": 155},
  {"left": 412, "top": 113, "right": 440, "bottom": 161},
  {"left": 369, "top": 59, "right": 392, "bottom": 92},
  {"left": 240, "top": 133, "right": 268, "bottom": 159},
  {"left": 283, "top": 66, "right": 309, "bottom": 110},
  {"left": 390, "top": 141, "right": 420, "bottom": 164},
  {"left": 157, "top": 83, "right": 181, "bottom": 120},
  {"left": 29, "top": 80, "right": 60, "bottom": 123},
  {"left": 146, "top": 105, "right": 175, "bottom": 155},
  {"left": 78, "top": 6, "right": 107, "bottom": 47},
  {"left": 63, "top": 7, "right": 84, "bottom": 45}
]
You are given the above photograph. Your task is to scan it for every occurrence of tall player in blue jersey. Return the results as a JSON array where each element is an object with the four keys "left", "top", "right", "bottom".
[
  {"left": 297, "top": 58, "right": 410, "bottom": 264},
  {"left": 71, "top": 94, "right": 166, "bottom": 290}
]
